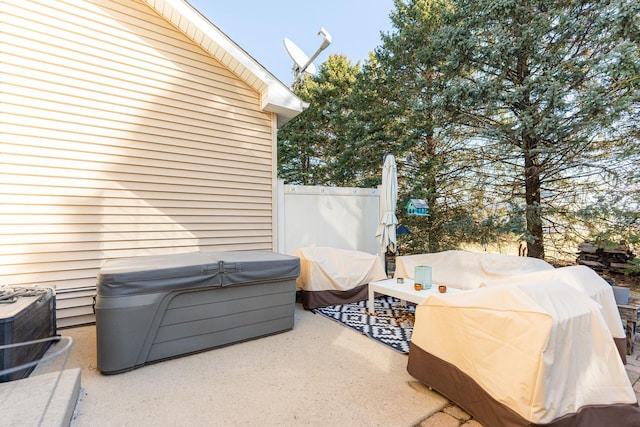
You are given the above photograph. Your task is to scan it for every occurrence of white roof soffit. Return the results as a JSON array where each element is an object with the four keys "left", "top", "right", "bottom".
[{"left": 143, "top": 0, "right": 307, "bottom": 126}]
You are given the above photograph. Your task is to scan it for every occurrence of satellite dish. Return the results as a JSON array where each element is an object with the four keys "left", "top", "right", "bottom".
[
  {"left": 283, "top": 27, "right": 332, "bottom": 83},
  {"left": 284, "top": 38, "right": 317, "bottom": 76}
]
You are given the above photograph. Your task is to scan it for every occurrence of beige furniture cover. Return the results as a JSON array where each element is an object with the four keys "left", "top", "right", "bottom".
[
  {"left": 292, "top": 247, "right": 387, "bottom": 309},
  {"left": 408, "top": 281, "right": 640, "bottom": 426},
  {"left": 394, "top": 250, "right": 554, "bottom": 290},
  {"left": 482, "top": 265, "right": 627, "bottom": 362}
]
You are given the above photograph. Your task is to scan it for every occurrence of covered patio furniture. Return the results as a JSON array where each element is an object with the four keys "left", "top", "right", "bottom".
[
  {"left": 293, "top": 246, "right": 387, "bottom": 309},
  {"left": 408, "top": 281, "right": 640, "bottom": 426},
  {"left": 482, "top": 265, "right": 627, "bottom": 362},
  {"left": 394, "top": 250, "right": 554, "bottom": 290}
]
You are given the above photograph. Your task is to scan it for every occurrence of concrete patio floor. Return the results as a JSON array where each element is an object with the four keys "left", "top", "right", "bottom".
[
  {"left": 18, "top": 302, "right": 640, "bottom": 427},
  {"left": 31, "top": 304, "right": 447, "bottom": 426}
]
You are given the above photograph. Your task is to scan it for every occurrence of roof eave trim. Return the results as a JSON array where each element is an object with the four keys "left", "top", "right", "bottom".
[{"left": 143, "top": 0, "right": 306, "bottom": 124}]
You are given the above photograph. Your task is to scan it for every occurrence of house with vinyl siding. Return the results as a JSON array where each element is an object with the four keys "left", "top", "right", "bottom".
[{"left": 0, "top": 0, "right": 306, "bottom": 327}]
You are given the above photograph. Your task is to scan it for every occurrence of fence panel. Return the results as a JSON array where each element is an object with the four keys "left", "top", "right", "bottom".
[{"left": 277, "top": 181, "right": 380, "bottom": 255}]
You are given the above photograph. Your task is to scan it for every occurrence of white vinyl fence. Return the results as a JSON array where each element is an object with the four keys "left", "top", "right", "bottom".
[{"left": 276, "top": 181, "right": 381, "bottom": 255}]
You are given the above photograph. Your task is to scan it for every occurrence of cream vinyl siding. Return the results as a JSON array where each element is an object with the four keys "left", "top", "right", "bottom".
[{"left": 1, "top": 0, "right": 277, "bottom": 327}]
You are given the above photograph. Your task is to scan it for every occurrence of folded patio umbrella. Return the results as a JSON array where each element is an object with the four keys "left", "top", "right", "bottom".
[{"left": 376, "top": 154, "right": 398, "bottom": 254}]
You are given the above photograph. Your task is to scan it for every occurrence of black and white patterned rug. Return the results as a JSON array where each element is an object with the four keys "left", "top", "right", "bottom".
[{"left": 312, "top": 296, "right": 415, "bottom": 354}]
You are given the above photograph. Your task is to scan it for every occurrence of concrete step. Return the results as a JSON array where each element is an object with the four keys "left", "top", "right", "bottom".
[
  {"left": 1, "top": 336, "right": 80, "bottom": 427},
  {"left": 0, "top": 368, "right": 81, "bottom": 427}
]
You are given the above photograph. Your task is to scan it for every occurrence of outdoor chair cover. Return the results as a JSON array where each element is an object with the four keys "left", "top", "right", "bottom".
[
  {"left": 482, "top": 265, "right": 627, "bottom": 362},
  {"left": 394, "top": 250, "right": 554, "bottom": 290},
  {"left": 408, "top": 281, "right": 640, "bottom": 426},
  {"left": 293, "top": 246, "right": 387, "bottom": 309}
]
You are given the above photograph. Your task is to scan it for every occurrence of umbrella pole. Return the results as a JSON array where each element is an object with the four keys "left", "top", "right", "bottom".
[{"left": 379, "top": 242, "right": 387, "bottom": 277}]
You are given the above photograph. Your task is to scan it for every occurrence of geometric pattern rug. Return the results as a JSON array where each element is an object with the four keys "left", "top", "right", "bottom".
[{"left": 312, "top": 296, "right": 415, "bottom": 354}]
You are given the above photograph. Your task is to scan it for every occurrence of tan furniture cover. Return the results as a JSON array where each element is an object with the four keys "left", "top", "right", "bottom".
[
  {"left": 394, "top": 250, "right": 554, "bottom": 290},
  {"left": 292, "top": 247, "right": 387, "bottom": 309},
  {"left": 408, "top": 281, "right": 640, "bottom": 426},
  {"left": 482, "top": 265, "right": 627, "bottom": 362}
]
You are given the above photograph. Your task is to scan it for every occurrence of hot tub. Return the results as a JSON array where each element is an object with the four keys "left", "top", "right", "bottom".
[{"left": 95, "top": 251, "right": 299, "bottom": 374}]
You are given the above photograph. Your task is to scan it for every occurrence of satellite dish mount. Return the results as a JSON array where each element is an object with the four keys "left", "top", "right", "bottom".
[{"left": 284, "top": 27, "right": 332, "bottom": 82}]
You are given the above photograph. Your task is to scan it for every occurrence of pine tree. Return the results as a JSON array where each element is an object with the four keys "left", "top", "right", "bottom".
[
  {"left": 405, "top": 0, "right": 640, "bottom": 258},
  {"left": 278, "top": 55, "right": 361, "bottom": 186}
]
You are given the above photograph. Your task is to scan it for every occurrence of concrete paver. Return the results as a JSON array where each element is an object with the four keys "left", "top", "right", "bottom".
[
  {"left": 418, "top": 411, "right": 460, "bottom": 427},
  {"left": 442, "top": 403, "right": 471, "bottom": 422}
]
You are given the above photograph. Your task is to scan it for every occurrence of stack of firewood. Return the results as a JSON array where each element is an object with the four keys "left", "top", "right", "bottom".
[{"left": 576, "top": 241, "right": 636, "bottom": 274}]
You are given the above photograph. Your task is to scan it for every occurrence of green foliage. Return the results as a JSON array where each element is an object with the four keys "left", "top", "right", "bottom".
[
  {"left": 576, "top": 189, "right": 640, "bottom": 250},
  {"left": 395, "top": 0, "right": 640, "bottom": 258},
  {"left": 278, "top": 0, "right": 640, "bottom": 261},
  {"left": 278, "top": 55, "right": 362, "bottom": 186}
]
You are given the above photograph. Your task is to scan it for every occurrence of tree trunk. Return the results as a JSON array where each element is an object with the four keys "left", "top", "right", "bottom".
[
  {"left": 524, "top": 143, "right": 545, "bottom": 259},
  {"left": 426, "top": 160, "right": 439, "bottom": 253},
  {"left": 424, "top": 129, "right": 440, "bottom": 253},
  {"left": 516, "top": 42, "right": 545, "bottom": 260}
]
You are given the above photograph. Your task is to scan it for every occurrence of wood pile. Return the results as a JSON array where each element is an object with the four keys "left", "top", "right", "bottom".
[{"left": 576, "top": 241, "right": 636, "bottom": 274}]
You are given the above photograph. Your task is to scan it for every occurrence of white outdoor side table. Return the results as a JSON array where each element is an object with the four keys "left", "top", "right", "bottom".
[{"left": 368, "top": 278, "right": 462, "bottom": 314}]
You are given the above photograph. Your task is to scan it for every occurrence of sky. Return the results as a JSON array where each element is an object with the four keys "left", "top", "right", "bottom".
[{"left": 187, "top": 1, "right": 396, "bottom": 85}]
